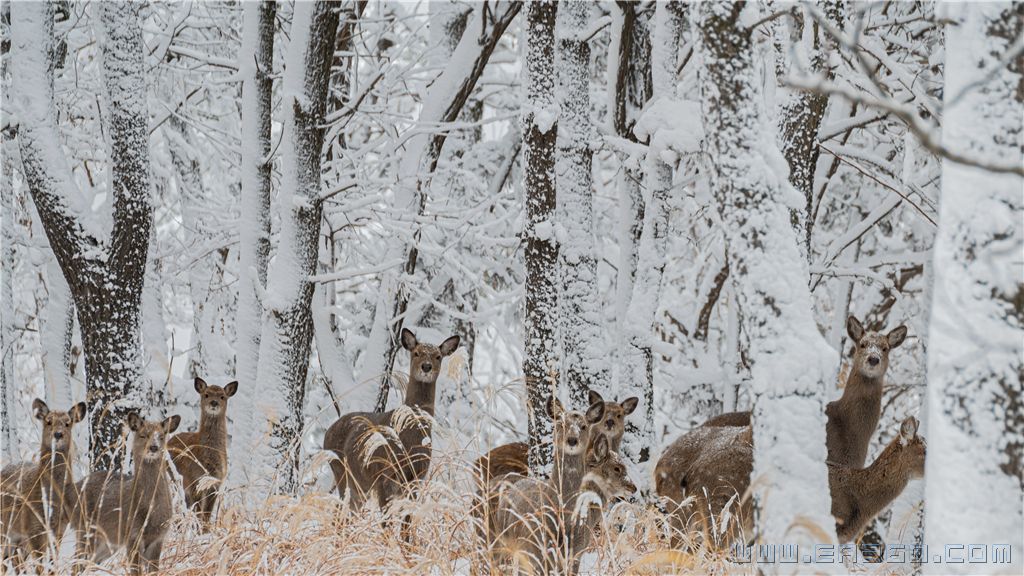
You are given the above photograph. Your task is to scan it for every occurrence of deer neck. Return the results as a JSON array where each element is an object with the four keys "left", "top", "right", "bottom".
[
  {"left": 198, "top": 410, "right": 228, "bottom": 448},
  {"left": 404, "top": 377, "right": 437, "bottom": 418},
  {"left": 131, "top": 456, "right": 170, "bottom": 504},
  {"left": 834, "top": 370, "right": 884, "bottom": 455},
  {"left": 551, "top": 449, "right": 586, "bottom": 499},
  {"left": 38, "top": 442, "right": 74, "bottom": 490},
  {"left": 850, "top": 443, "right": 913, "bottom": 522}
]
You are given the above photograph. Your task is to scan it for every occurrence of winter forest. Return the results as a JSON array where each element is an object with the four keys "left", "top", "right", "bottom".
[{"left": 0, "top": 0, "right": 1021, "bottom": 574}]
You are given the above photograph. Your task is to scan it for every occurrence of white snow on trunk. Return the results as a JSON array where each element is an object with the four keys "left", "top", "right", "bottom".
[{"left": 924, "top": 3, "right": 1023, "bottom": 573}]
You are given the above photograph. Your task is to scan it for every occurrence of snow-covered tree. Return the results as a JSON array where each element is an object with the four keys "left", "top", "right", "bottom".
[{"left": 924, "top": 3, "right": 1023, "bottom": 573}]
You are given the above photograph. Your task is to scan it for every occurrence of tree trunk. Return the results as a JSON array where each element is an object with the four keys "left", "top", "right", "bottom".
[
  {"left": 699, "top": 0, "right": 836, "bottom": 545},
  {"left": 252, "top": 0, "right": 339, "bottom": 495},
  {"left": 924, "top": 4, "right": 1023, "bottom": 573},
  {"left": 556, "top": 0, "right": 608, "bottom": 407},
  {"left": 234, "top": 0, "right": 276, "bottom": 487},
  {"left": 523, "top": 0, "right": 559, "bottom": 476},
  {"left": 14, "top": 1, "right": 153, "bottom": 471},
  {"left": 0, "top": 99, "right": 16, "bottom": 460}
]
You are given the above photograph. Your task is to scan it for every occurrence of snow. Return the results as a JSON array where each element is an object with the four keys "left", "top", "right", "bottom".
[{"left": 633, "top": 97, "right": 704, "bottom": 164}]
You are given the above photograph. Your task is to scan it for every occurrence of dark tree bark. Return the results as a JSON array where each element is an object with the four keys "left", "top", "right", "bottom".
[
  {"left": 523, "top": 0, "right": 559, "bottom": 476},
  {"left": 13, "top": 1, "right": 153, "bottom": 471}
]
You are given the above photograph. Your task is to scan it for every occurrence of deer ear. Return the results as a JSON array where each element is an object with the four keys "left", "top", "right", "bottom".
[
  {"left": 585, "top": 400, "right": 605, "bottom": 424},
  {"left": 621, "top": 397, "right": 639, "bottom": 415},
  {"left": 899, "top": 417, "right": 919, "bottom": 443},
  {"left": 846, "top": 316, "right": 864, "bottom": 342},
  {"left": 70, "top": 402, "right": 88, "bottom": 424},
  {"left": 547, "top": 396, "right": 563, "bottom": 420},
  {"left": 591, "top": 435, "right": 609, "bottom": 463},
  {"left": 225, "top": 381, "right": 239, "bottom": 397},
  {"left": 194, "top": 377, "right": 208, "bottom": 394},
  {"left": 127, "top": 412, "right": 144, "bottom": 432},
  {"left": 163, "top": 415, "right": 181, "bottom": 434},
  {"left": 588, "top": 389, "right": 603, "bottom": 406},
  {"left": 401, "top": 328, "right": 418, "bottom": 351},
  {"left": 440, "top": 335, "right": 460, "bottom": 357},
  {"left": 887, "top": 325, "right": 908, "bottom": 349},
  {"left": 32, "top": 398, "right": 49, "bottom": 420}
]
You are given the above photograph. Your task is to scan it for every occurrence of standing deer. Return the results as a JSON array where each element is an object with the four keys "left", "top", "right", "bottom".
[
  {"left": 698, "top": 316, "right": 908, "bottom": 467},
  {"left": 72, "top": 413, "right": 181, "bottom": 575},
  {"left": 1, "top": 399, "right": 86, "bottom": 570},
  {"left": 168, "top": 377, "right": 237, "bottom": 529},
  {"left": 474, "top": 388, "right": 637, "bottom": 489},
  {"left": 323, "top": 329, "right": 459, "bottom": 529},
  {"left": 492, "top": 431, "right": 634, "bottom": 575}
]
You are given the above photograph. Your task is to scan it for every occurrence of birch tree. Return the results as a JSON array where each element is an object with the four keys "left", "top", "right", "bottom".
[
  {"left": 523, "top": 0, "right": 559, "bottom": 475},
  {"left": 699, "top": 0, "right": 836, "bottom": 544},
  {"left": 556, "top": 0, "right": 607, "bottom": 406},
  {"left": 13, "top": 1, "right": 152, "bottom": 471},
  {"left": 233, "top": 0, "right": 276, "bottom": 486},
  {"left": 924, "top": 3, "right": 1023, "bottom": 573},
  {"left": 252, "top": 0, "right": 339, "bottom": 494}
]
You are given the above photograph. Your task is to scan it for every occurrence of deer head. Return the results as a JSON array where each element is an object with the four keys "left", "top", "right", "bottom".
[
  {"left": 896, "top": 416, "right": 927, "bottom": 479},
  {"left": 33, "top": 398, "right": 87, "bottom": 453},
  {"left": 847, "top": 316, "right": 908, "bottom": 379},
  {"left": 587, "top": 389, "right": 638, "bottom": 445},
  {"left": 547, "top": 396, "right": 605, "bottom": 457},
  {"left": 401, "top": 328, "right": 460, "bottom": 383},
  {"left": 193, "top": 377, "right": 238, "bottom": 417},
  {"left": 127, "top": 413, "right": 181, "bottom": 463},
  {"left": 583, "top": 435, "right": 637, "bottom": 502}
]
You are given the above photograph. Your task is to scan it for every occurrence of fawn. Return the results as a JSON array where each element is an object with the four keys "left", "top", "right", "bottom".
[
  {"left": 168, "top": 377, "right": 237, "bottom": 529},
  {"left": 323, "top": 329, "right": 459, "bottom": 522},
  {"left": 474, "top": 388, "right": 636, "bottom": 489},
  {"left": 492, "top": 430, "right": 634, "bottom": 575},
  {"left": 72, "top": 413, "right": 181, "bottom": 575},
  {"left": 699, "top": 316, "right": 907, "bottom": 467},
  {"left": 1, "top": 399, "right": 86, "bottom": 570},
  {"left": 830, "top": 416, "right": 926, "bottom": 542}
]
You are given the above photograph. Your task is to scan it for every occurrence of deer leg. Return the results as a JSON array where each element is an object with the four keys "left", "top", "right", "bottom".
[{"left": 140, "top": 538, "right": 162, "bottom": 574}]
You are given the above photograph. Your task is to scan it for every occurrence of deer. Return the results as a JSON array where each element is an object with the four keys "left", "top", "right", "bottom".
[
  {"left": 492, "top": 432, "right": 635, "bottom": 575},
  {"left": 830, "top": 416, "right": 926, "bottom": 543},
  {"left": 698, "top": 316, "right": 908, "bottom": 468},
  {"left": 478, "top": 397, "right": 605, "bottom": 550},
  {"left": 323, "top": 329, "right": 459, "bottom": 534},
  {"left": 654, "top": 417, "right": 926, "bottom": 545},
  {"left": 72, "top": 412, "right": 181, "bottom": 575},
  {"left": 1, "top": 399, "right": 87, "bottom": 571},
  {"left": 474, "top": 388, "right": 637, "bottom": 490},
  {"left": 168, "top": 377, "right": 237, "bottom": 529}
]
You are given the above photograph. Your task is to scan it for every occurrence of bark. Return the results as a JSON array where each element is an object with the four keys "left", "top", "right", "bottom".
[
  {"left": 779, "top": 1, "right": 843, "bottom": 255},
  {"left": 252, "top": 0, "right": 339, "bottom": 495},
  {"left": 923, "top": 4, "right": 1023, "bottom": 573},
  {"left": 13, "top": 1, "right": 153, "bottom": 471},
  {"left": 556, "top": 0, "right": 608, "bottom": 407},
  {"left": 368, "top": 1, "right": 521, "bottom": 412},
  {"left": 40, "top": 258, "right": 74, "bottom": 408},
  {"left": 234, "top": 0, "right": 276, "bottom": 487},
  {"left": 0, "top": 96, "right": 15, "bottom": 461},
  {"left": 700, "top": 0, "right": 836, "bottom": 545},
  {"left": 523, "top": 0, "right": 559, "bottom": 476},
  {"left": 618, "top": 1, "right": 684, "bottom": 470}
]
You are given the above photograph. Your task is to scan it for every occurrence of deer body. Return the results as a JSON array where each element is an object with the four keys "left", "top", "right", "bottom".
[
  {"left": 0, "top": 400, "right": 86, "bottom": 570},
  {"left": 324, "top": 330, "right": 459, "bottom": 513},
  {"left": 73, "top": 414, "right": 181, "bottom": 575},
  {"left": 168, "top": 378, "right": 237, "bottom": 528}
]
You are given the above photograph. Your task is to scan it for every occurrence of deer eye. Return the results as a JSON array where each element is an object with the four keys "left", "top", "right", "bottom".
[{"left": 883, "top": 347, "right": 889, "bottom": 352}]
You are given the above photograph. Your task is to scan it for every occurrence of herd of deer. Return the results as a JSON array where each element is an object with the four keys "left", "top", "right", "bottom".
[{"left": 0, "top": 318, "right": 923, "bottom": 574}]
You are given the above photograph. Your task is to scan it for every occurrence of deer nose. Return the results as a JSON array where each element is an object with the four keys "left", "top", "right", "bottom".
[
  {"left": 606, "top": 419, "right": 615, "bottom": 428},
  {"left": 421, "top": 362, "right": 433, "bottom": 373},
  {"left": 53, "top": 432, "right": 64, "bottom": 440},
  {"left": 210, "top": 400, "right": 220, "bottom": 408},
  {"left": 567, "top": 438, "right": 578, "bottom": 447},
  {"left": 148, "top": 445, "right": 160, "bottom": 453},
  {"left": 868, "top": 356, "right": 880, "bottom": 366}
]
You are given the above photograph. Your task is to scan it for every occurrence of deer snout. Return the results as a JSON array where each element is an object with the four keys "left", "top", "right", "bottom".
[
  {"left": 605, "top": 418, "right": 615, "bottom": 429},
  {"left": 566, "top": 437, "right": 579, "bottom": 448},
  {"left": 421, "top": 362, "right": 433, "bottom": 373},
  {"left": 148, "top": 444, "right": 160, "bottom": 454},
  {"left": 210, "top": 400, "right": 221, "bottom": 409},
  {"left": 53, "top": 431, "right": 64, "bottom": 440},
  {"left": 867, "top": 355, "right": 880, "bottom": 366}
]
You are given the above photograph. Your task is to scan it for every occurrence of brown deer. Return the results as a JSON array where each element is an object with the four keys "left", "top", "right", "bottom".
[
  {"left": 323, "top": 329, "right": 459, "bottom": 524},
  {"left": 654, "top": 417, "right": 925, "bottom": 545},
  {"left": 492, "top": 433, "right": 635, "bottom": 575},
  {"left": 72, "top": 413, "right": 181, "bottom": 575},
  {"left": 1, "top": 399, "right": 86, "bottom": 570},
  {"left": 168, "top": 377, "right": 237, "bottom": 529},
  {"left": 830, "top": 416, "right": 926, "bottom": 542},
  {"left": 479, "top": 397, "right": 605, "bottom": 550},
  {"left": 474, "top": 388, "right": 636, "bottom": 489},
  {"left": 698, "top": 316, "right": 907, "bottom": 467}
]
